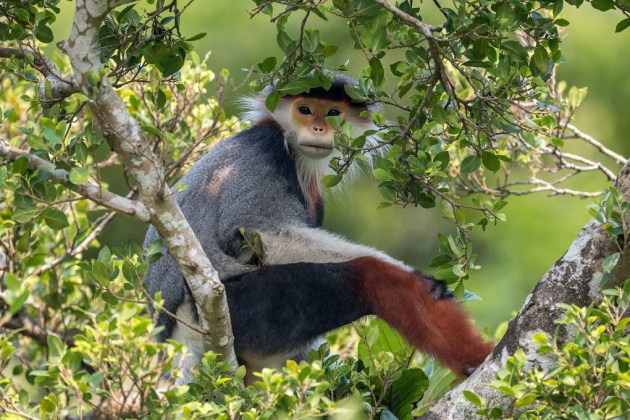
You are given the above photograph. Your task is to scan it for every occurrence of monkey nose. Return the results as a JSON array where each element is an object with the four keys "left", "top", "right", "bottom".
[{"left": 312, "top": 125, "right": 325, "bottom": 133}]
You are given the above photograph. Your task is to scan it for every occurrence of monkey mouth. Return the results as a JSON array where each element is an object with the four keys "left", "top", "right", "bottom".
[{"left": 299, "top": 143, "right": 334, "bottom": 158}]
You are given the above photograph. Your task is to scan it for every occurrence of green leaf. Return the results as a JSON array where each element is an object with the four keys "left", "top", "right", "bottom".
[
  {"left": 12, "top": 156, "right": 29, "bottom": 174},
  {"left": 98, "top": 246, "right": 111, "bottom": 264},
  {"left": 344, "top": 85, "right": 366, "bottom": 101},
  {"left": 42, "top": 208, "right": 69, "bottom": 230},
  {"left": 92, "top": 260, "right": 113, "bottom": 284},
  {"left": 146, "top": 239, "right": 163, "bottom": 259},
  {"left": 8, "top": 290, "right": 28, "bottom": 316},
  {"left": 276, "top": 30, "right": 292, "bottom": 51},
  {"left": 27, "top": 134, "right": 47, "bottom": 150},
  {"left": 42, "top": 125, "right": 62, "bottom": 149},
  {"left": 322, "top": 44, "right": 338, "bottom": 57},
  {"left": 357, "top": 319, "right": 408, "bottom": 366},
  {"left": 75, "top": 142, "right": 89, "bottom": 164},
  {"left": 173, "top": 181, "right": 188, "bottom": 192},
  {"left": 429, "top": 254, "right": 452, "bottom": 267},
  {"left": 160, "top": 54, "right": 185, "bottom": 77},
  {"left": 185, "top": 32, "right": 207, "bottom": 41},
  {"left": 322, "top": 174, "right": 343, "bottom": 187},
  {"left": 454, "top": 282, "right": 465, "bottom": 297},
  {"left": 481, "top": 150, "right": 501, "bottom": 172},
  {"left": 379, "top": 185, "right": 397, "bottom": 202},
  {"left": 278, "top": 80, "right": 311, "bottom": 95},
  {"left": 88, "top": 371, "right": 104, "bottom": 387},
  {"left": 532, "top": 46, "right": 549, "bottom": 73},
  {"left": 144, "top": 44, "right": 185, "bottom": 76},
  {"left": 369, "top": 57, "right": 385, "bottom": 87},
  {"left": 416, "top": 191, "right": 436, "bottom": 208},
  {"left": 40, "top": 394, "right": 57, "bottom": 413},
  {"left": 568, "top": 86, "right": 587, "bottom": 109},
  {"left": 142, "top": 44, "right": 166, "bottom": 64},
  {"left": 47, "top": 335, "right": 66, "bottom": 359},
  {"left": 14, "top": 195, "right": 38, "bottom": 223},
  {"left": 35, "top": 25, "right": 54, "bottom": 43},
  {"left": 102, "top": 291, "right": 118, "bottom": 305},
  {"left": 515, "top": 393, "right": 537, "bottom": 407},
  {"left": 156, "top": 89, "right": 167, "bottom": 110},
  {"left": 373, "top": 168, "right": 393, "bottom": 181},
  {"left": 460, "top": 155, "right": 481, "bottom": 174},
  {"left": 69, "top": 167, "right": 90, "bottom": 185},
  {"left": 122, "top": 261, "right": 139, "bottom": 285},
  {"left": 432, "top": 105, "right": 446, "bottom": 124},
  {"left": 383, "top": 368, "right": 429, "bottom": 419},
  {"left": 63, "top": 352, "right": 83, "bottom": 372},
  {"left": 615, "top": 18, "right": 630, "bottom": 33},
  {"left": 258, "top": 56, "right": 277, "bottom": 73},
  {"left": 15, "top": 8, "right": 31, "bottom": 22},
  {"left": 463, "top": 390, "right": 483, "bottom": 406},
  {"left": 265, "top": 91, "right": 281, "bottom": 112},
  {"left": 501, "top": 41, "right": 528, "bottom": 60},
  {"left": 591, "top": 0, "right": 615, "bottom": 11},
  {"left": 601, "top": 252, "right": 620, "bottom": 273},
  {"left": 141, "top": 125, "right": 163, "bottom": 137},
  {"left": 532, "top": 332, "right": 549, "bottom": 345}
]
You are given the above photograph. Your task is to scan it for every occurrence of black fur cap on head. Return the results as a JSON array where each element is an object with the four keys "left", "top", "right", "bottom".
[
  {"left": 301, "top": 73, "right": 359, "bottom": 100},
  {"left": 266, "top": 72, "right": 380, "bottom": 112}
]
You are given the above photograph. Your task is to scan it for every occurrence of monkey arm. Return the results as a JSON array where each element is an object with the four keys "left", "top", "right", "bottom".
[
  {"left": 256, "top": 226, "right": 413, "bottom": 271},
  {"left": 225, "top": 256, "right": 493, "bottom": 377}
]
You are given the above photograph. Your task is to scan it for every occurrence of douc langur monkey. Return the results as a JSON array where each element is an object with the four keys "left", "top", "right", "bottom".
[{"left": 143, "top": 74, "right": 493, "bottom": 385}]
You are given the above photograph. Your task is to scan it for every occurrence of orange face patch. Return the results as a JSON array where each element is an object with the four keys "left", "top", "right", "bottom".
[{"left": 289, "top": 97, "right": 351, "bottom": 137}]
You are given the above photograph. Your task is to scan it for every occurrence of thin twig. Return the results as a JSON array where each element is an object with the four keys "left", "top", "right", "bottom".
[{"left": 565, "top": 123, "right": 627, "bottom": 165}]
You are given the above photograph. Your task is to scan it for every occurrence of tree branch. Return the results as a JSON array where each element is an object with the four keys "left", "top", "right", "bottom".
[
  {"left": 0, "top": 141, "right": 149, "bottom": 219},
  {"left": 566, "top": 123, "right": 627, "bottom": 165},
  {"left": 57, "top": 0, "right": 237, "bottom": 368}
]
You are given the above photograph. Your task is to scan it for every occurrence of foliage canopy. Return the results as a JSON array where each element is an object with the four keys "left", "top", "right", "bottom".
[{"left": 0, "top": 0, "right": 628, "bottom": 418}]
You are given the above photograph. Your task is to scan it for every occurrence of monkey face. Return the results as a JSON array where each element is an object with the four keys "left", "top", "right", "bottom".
[{"left": 289, "top": 98, "right": 350, "bottom": 159}]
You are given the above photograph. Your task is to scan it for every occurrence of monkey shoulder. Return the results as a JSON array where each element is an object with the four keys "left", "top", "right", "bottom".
[
  {"left": 177, "top": 124, "right": 310, "bottom": 222},
  {"left": 165, "top": 124, "right": 314, "bottom": 265}
]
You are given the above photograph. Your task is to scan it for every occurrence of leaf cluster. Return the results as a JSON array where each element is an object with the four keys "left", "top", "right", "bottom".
[{"left": 249, "top": 0, "right": 628, "bottom": 283}]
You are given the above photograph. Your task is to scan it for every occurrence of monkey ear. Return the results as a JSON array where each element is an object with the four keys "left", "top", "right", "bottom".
[{"left": 238, "top": 95, "right": 272, "bottom": 124}]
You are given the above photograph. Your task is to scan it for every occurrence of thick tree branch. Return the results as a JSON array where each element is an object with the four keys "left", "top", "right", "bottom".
[
  {"left": 422, "top": 160, "right": 630, "bottom": 418},
  {"left": 57, "top": 0, "right": 237, "bottom": 367},
  {"left": 0, "top": 141, "right": 148, "bottom": 219}
]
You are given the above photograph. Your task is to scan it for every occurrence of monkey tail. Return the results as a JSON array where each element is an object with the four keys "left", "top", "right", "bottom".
[{"left": 349, "top": 257, "right": 493, "bottom": 376}]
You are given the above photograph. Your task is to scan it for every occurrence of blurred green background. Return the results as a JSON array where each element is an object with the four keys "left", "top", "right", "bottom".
[{"left": 51, "top": 1, "right": 630, "bottom": 332}]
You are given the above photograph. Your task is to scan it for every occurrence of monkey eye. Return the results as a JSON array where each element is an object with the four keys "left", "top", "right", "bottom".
[
  {"left": 327, "top": 108, "right": 341, "bottom": 117},
  {"left": 298, "top": 106, "right": 312, "bottom": 115}
]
